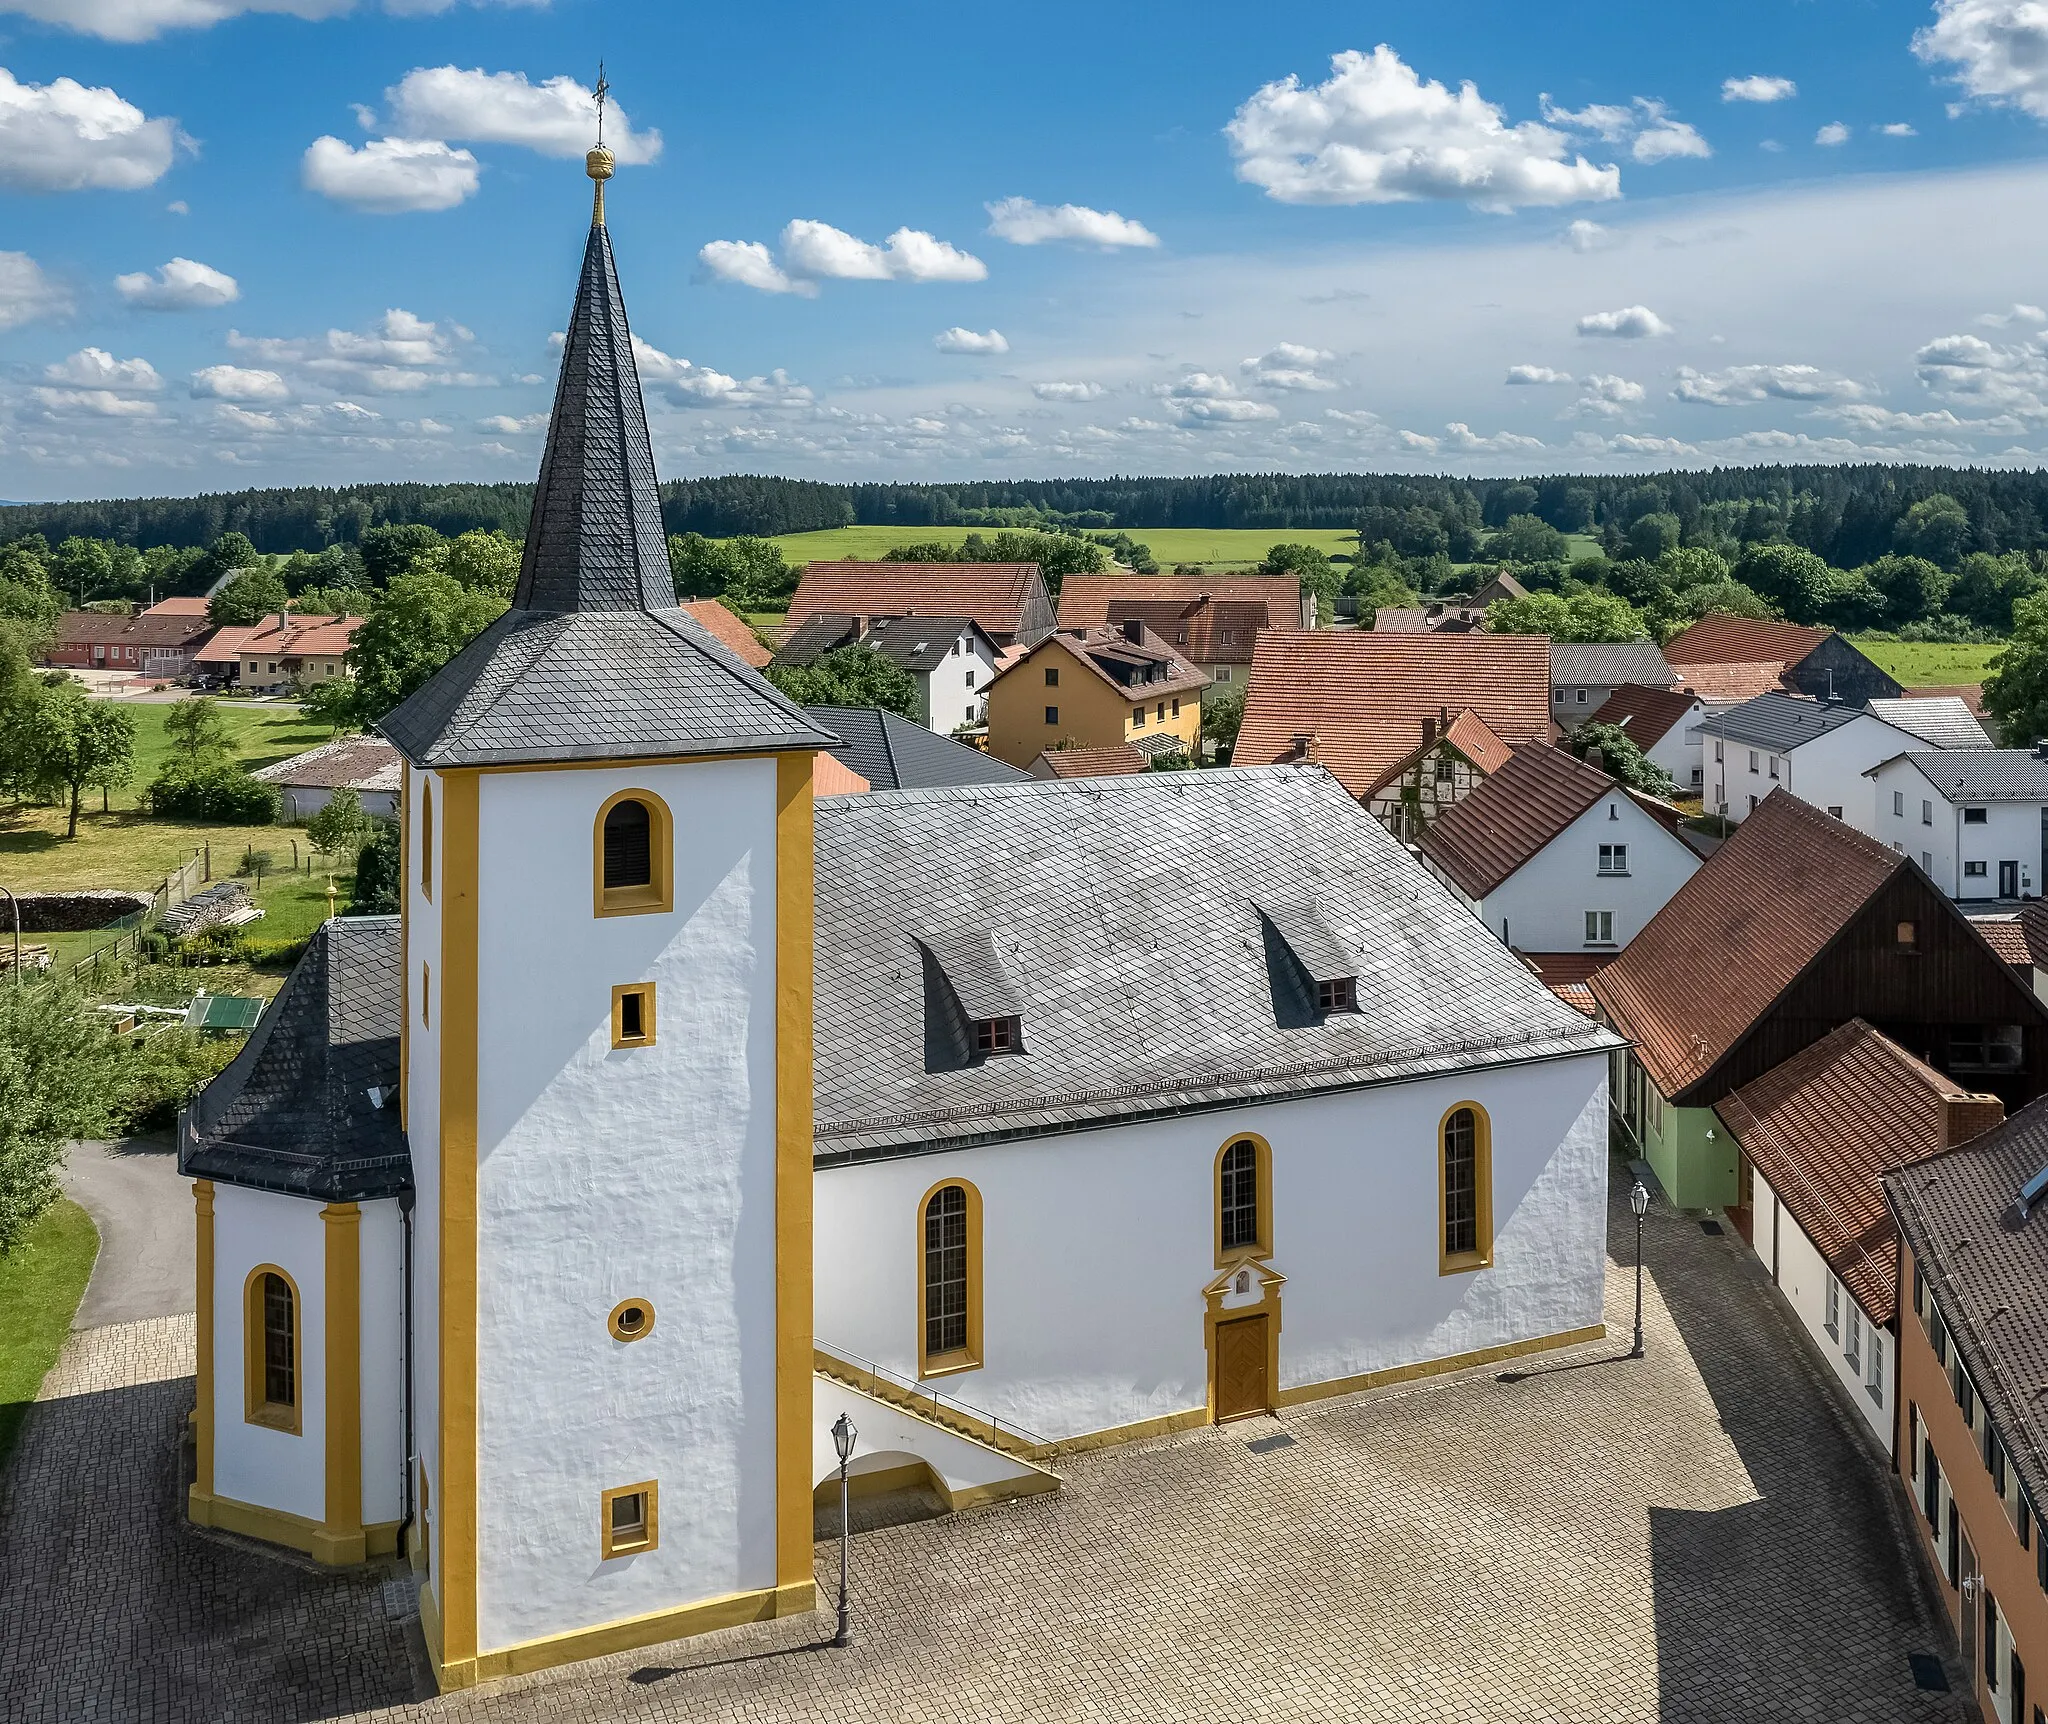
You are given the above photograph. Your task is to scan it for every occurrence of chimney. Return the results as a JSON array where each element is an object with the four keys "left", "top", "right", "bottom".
[
  {"left": 851, "top": 613, "right": 870, "bottom": 641},
  {"left": 1943, "top": 1093, "right": 2005, "bottom": 1148},
  {"left": 1121, "top": 618, "right": 1145, "bottom": 645},
  {"left": 1290, "top": 731, "right": 1320, "bottom": 763},
  {"left": 1422, "top": 714, "right": 1438, "bottom": 748},
  {"left": 2035, "top": 738, "right": 2048, "bottom": 761},
  {"left": 1585, "top": 746, "right": 1606, "bottom": 775}
]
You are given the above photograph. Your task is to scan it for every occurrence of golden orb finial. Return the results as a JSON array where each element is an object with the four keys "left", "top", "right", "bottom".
[{"left": 587, "top": 64, "right": 615, "bottom": 224}]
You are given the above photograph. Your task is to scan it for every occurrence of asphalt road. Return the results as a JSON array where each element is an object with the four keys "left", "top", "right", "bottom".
[{"left": 59, "top": 1137, "right": 193, "bottom": 1328}]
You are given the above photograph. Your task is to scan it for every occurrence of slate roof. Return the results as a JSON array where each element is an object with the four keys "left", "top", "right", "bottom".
[
  {"left": 809, "top": 765, "right": 1618, "bottom": 1159},
  {"left": 1886, "top": 750, "right": 2048, "bottom": 802},
  {"left": 1588, "top": 683, "right": 1703, "bottom": 750},
  {"left": 377, "top": 204, "right": 835, "bottom": 769},
  {"left": 1867, "top": 696, "right": 1993, "bottom": 749},
  {"left": 1718, "top": 1020, "right": 2003, "bottom": 1325},
  {"left": 805, "top": 705, "right": 1030, "bottom": 792},
  {"left": 1549, "top": 641, "right": 1676, "bottom": 689},
  {"left": 1057, "top": 572, "right": 1302, "bottom": 631},
  {"left": 1030, "top": 743, "right": 1151, "bottom": 779},
  {"left": 1886, "top": 1093, "right": 2048, "bottom": 1520},
  {"left": 789, "top": 562, "right": 1054, "bottom": 641},
  {"left": 679, "top": 599, "right": 772, "bottom": 669},
  {"left": 1419, "top": 744, "right": 1628, "bottom": 899},
  {"left": 179, "top": 916, "right": 411, "bottom": 1201},
  {"left": 775, "top": 611, "right": 990, "bottom": 676},
  {"left": 252, "top": 735, "right": 402, "bottom": 792},
  {"left": 1235, "top": 632, "right": 1552, "bottom": 800},
  {"left": 1589, "top": 792, "right": 1906, "bottom": 1099},
  {"left": 1695, "top": 689, "right": 1883, "bottom": 753},
  {"left": 1663, "top": 613, "right": 1832, "bottom": 667}
]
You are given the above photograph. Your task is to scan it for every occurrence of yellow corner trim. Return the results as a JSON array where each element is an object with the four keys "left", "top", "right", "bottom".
[
  {"left": 192, "top": 1181, "right": 215, "bottom": 1506},
  {"left": 187, "top": 1488, "right": 398, "bottom": 1566},
  {"left": 774, "top": 753, "right": 818, "bottom": 1593},
  {"left": 321, "top": 1202, "right": 363, "bottom": 1561}
]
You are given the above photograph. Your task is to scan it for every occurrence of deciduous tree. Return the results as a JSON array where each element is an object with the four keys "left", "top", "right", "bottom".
[
  {"left": 765, "top": 645, "right": 917, "bottom": 717},
  {"left": 345, "top": 567, "right": 507, "bottom": 724}
]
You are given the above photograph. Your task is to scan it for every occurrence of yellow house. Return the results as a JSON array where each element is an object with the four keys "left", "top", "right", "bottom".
[
  {"left": 986, "top": 622, "right": 1208, "bottom": 768},
  {"left": 237, "top": 614, "right": 363, "bottom": 694}
]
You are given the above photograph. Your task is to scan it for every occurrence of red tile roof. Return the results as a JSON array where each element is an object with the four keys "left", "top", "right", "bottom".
[
  {"left": 140, "top": 596, "right": 211, "bottom": 616},
  {"left": 1588, "top": 682, "right": 1703, "bottom": 750},
  {"left": 1674, "top": 661, "right": 1798, "bottom": 703},
  {"left": 1058, "top": 573, "right": 1303, "bottom": 633},
  {"left": 1420, "top": 744, "right": 1618, "bottom": 898},
  {"left": 193, "top": 624, "right": 258, "bottom": 665},
  {"left": 1029, "top": 743, "right": 1151, "bottom": 779},
  {"left": 789, "top": 562, "right": 1045, "bottom": 637},
  {"left": 1718, "top": 1020, "right": 2003, "bottom": 1323},
  {"left": 1518, "top": 951, "right": 1618, "bottom": 987},
  {"left": 1662, "top": 613, "right": 1831, "bottom": 668},
  {"left": 1235, "top": 632, "right": 1552, "bottom": 800},
  {"left": 1588, "top": 791, "right": 1904, "bottom": 1098},
  {"left": 680, "top": 599, "right": 772, "bottom": 669},
  {"left": 1973, "top": 919, "right": 2032, "bottom": 967},
  {"left": 240, "top": 614, "right": 361, "bottom": 658},
  {"left": 1443, "top": 708, "right": 1515, "bottom": 776},
  {"left": 995, "top": 625, "right": 1209, "bottom": 703},
  {"left": 1063, "top": 596, "right": 1278, "bottom": 666},
  {"left": 55, "top": 610, "right": 212, "bottom": 647}
]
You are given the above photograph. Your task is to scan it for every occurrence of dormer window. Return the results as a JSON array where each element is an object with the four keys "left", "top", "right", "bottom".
[
  {"left": 974, "top": 1015, "right": 1019, "bottom": 1056},
  {"left": 1316, "top": 978, "right": 1354, "bottom": 1013},
  {"left": 1259, "top": 901, "right": 1358, "bottom": 1023},
  {"left": 919, "top": 929, "right": 1026, "bottom": 1069}
]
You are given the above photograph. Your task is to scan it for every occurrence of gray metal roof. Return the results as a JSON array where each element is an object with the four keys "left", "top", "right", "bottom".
[
  {"left": 179, "top": 916, "right": 411, "bottom": 1202},
  {"left": 1867, "top": 696, "right": 1994, "bottom": 749},
  {"left": 1548, "top": 641, "right": 1675, "bottom": 688},
  {"left": 1694, "top": 689, "right": 1886, "bottom": 753},
  {"left": 811, "top": 765, "right": 1619, "bottom": 1159},
  {"left": 806, "top": 705, "right": 1031, "bottom": 791},
  {"left": 776, "top": 612, "right": 991, "bottom": 676},
  {"left": 1893, "top": 750, "right": 2048, "bottom": 802},
  {"left": 378, "top": 206, "right": 834, "bottom": 769}
]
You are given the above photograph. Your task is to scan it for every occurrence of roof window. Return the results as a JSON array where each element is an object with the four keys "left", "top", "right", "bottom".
[
  {"left": 1258, "top": 901, "right": 1358, "bottom": 1027},
  {"left": 917, "top": 930, "right": 1026, "bottom": 1069}
]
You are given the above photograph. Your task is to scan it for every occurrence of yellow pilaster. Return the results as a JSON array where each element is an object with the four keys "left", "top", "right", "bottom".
[
  {"left": 314, "top": 1201, "right": 364, "bottom": 1565},
  {"left": 188, "top": 1180, "right": 216, "bottom": 1527},
  {"left": 773, "top": 752, "right": 818, "bottom": 1610}
]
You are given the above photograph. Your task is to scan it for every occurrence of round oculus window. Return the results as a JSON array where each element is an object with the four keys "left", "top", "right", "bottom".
[{"left": 608, "top": 1299, "right": 655, "bottom": 1342}]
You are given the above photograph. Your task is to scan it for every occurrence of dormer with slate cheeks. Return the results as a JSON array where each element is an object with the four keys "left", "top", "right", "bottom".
[
  {"left": 1258, "top": 901, "right": 1359, "bottom": 1027},
  {"left": 918, "top": 929, "right": 1026, "bottom": 1069}
]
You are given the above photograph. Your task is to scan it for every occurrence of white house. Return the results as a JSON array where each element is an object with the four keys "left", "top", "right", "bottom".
[
  {"left": 1717, "top": 1019, "right": 2005, "bottom": 1450},
  {"left": 253, "top": 735, "right": 403, "bottom": 821},
  {"left": 1698, "top": 690, "right": 1928, "bottom": 828},
  {"left": 772, "top": 611, "right": 1000, "bottom": 736},
  {"left": 1416, "top": 743, "right": 1704, "bottom": 958},
  {"left": 1586, "top": 683, "right": 1709, "bottom": 796},
  {"left": 1866, "top": 749, "right": 2048, "bottom": 901},
  {"left": 176, "top": 153, "right": 1624, "bottom": 1693}
]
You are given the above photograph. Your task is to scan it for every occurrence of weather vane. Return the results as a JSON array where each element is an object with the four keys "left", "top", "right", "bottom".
[
  {"left": 594, "top": 63, "right": 609, "bottom": 147},
  {"left": 586, "top": 62, "right": 615, "bottom": 223}
]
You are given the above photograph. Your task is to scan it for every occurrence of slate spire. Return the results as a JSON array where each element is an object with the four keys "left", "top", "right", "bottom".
[{"left": 510, "top": 140, "right": 674, "bottom": 614}]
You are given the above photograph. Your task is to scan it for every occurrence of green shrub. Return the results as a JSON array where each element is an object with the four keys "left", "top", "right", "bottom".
[
  {"left": 143, "top": 759, "right": 282, "bottom": 824},
  {"left": 112, "top": 1030, "right": 237, "bottom": 1133},
  {"left": 238, "top": 849, "right": 275, "bottom": 878},
  {"left": 349, "top": 822, "right": 401, "bottom": 916},
  {"left": 232, "top": 933, "right": 307, "bottom": 969},
  {"left": 139, "top": 932, "right": 169, "bottom": 965}
]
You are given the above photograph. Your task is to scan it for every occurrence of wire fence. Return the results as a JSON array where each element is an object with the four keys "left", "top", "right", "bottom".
[{"left": 19, "top": 851, "right": 207, "bottom": 992}]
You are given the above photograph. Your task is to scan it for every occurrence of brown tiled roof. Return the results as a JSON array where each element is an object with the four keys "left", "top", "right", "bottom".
[
  {"left": 240, "top": 614, "right": 361, "bottom": 658},
  {"left": 141, "top": 596, "right": 211, "bottom": 616},
  {"left": 1588, "top": 791, "right": 1904, "bottom": 1098},
  {"left": 996, "top": 625, "right": 1208, "bottom": 703},
  {"left": 1071, "top": 596, "right": 1275, "bottom": 666},
  {"left": 1662, "top": 613, "right": 1831, "bottom": 668},
  {"left": 1972, "top": 918, "right": 2033, "bottom": 968},
  {"left": 1909, "top": 683, "right": 1989, "bottom": 719},
  {"left": 680, "top": 599, "right": 772, "bottom": 669},
  {"left": 1719, "top": 1020, "right": 2001, "bottom": 1324},
  {"left": 789, "top": 562, "right": 1044, "bottom": 636},
  {"left": 2021, "top": 898, "right": 2048, "bottom": 966},
  {"left": 1588, "top": 682, "right": 1703, "bottom": 750},
  {"left": 1885, "top": 1093, "right": 2048, "bottom": 1518},
  {"left": 1058, "top": 573, "right": 1301, "bottom": 630},
  {"left": 1235, "top": 632, "right": 1551, "bottom": 800},
  {"left": 1420, "top": 744, "right": 1618, "bottom": 898},
  {"left": 1675, "top": 661, "right": 1798, "bottom": 703},
  {"left": 1030, "top": 743, "right": 1151, "bottom": 779},
  {"left": 193, "top": 624, "right": 258, "bottom": 665},
  {"left": 1517, "top": 950, "right": 1618, "bottom": 987},
  {"left": 252, "top": 735, "right": 402, "bottom": 792},
  {"left": 1443, "top": 709, "right": 1515, "bottom": 776},
  {"left": 55, "top": 610, "right": 212, "bottom": 647}
]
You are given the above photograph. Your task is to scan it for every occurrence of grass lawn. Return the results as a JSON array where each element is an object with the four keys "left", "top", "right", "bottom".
[
  {"left": 1849, "top": 638, "right": 2006, "bottom": 687},
  {"left": 0, "top": 1198, "right": 99, "bottom": 1471},
  {"left": 766, "top": 524, "right": 1358, "bottom": 569}
]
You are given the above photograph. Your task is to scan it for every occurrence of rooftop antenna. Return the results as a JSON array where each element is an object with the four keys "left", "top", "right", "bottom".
[{"left": 586, "top": 63, "right": 615, "bottom": 225}]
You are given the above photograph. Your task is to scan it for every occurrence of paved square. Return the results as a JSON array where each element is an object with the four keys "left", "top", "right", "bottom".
[{"left": 0, "top": 1184, "right": 1975, "bottom": 1722}]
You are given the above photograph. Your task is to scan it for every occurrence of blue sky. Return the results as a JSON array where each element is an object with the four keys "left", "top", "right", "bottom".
[{"left": 9, "top": 0, "right": 2048, "bottom": 499}]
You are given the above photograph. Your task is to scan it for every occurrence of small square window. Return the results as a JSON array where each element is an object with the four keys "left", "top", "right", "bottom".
[
  {"left": 1171, "top": 697, "right": 1181, "bottom": 717},
  {"left": 1044, "top": 705, "right": 1059, "bottom": 725},
  {"left": 601, "top": 1481, "right": 658, "bottom": 1558},
  {"left": 1316, "top": 977, "right": 1355, "bottom": 1012},
  {"left": 612, "top": 983, "right": 655, "bottom": 1048},
  {"left": 1598, "top": 844, "right": 1628, "bottom": 875},
  {"left": 1576, "top": 689, "right": 1587, "bottom": 703},
  {"left": 1828, "top": 806, "right": 1843, "bottom": 819},
  {"left": 1132, "top": 706, "right": 1147, "bottom": 727},
  {"left": 1044, "top": 667, "right": 1059, "bottom": 687},
  {"left": 964, "top": 669, "right": 975, "bottom": 688},
  {"left": 1434, "top": 757, "right": 1456, "bottom": 784},
  {"left": 1584, "top": 909, "right": 1614, "bottom": 945},
  {"left": 1897, "top": 920, "right": 1917, "bottom": 949},
  {"left": 1966, "top": 860, "right": 1988, "bottom": 877},
  {"left": 1964, "top": 807, "right": 1988, "bottom": 825},
  {"left": 974, "top": 1015, "right": 1020, "bottom": 1056}
]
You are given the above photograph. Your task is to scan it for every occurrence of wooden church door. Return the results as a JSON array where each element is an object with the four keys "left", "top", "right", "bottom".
[{"left": 1214, "top": 1314, "right": 1271, "bottom": 1422}]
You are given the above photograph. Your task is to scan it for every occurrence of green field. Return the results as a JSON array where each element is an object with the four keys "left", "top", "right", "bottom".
[
  {"left": 1849, "top": 638, "right": 2005, "bottom": 688},
  {"left": 0, "top": 1199, "right": 98, "bottom": 1470},
  {"left": 768, "top": 525, "right": 1358, "bottom": 570}
]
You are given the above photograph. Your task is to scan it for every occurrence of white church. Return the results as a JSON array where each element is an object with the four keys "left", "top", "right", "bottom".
[{"left": 178, "top": 143, "right": 1622, "bottom": 1691}]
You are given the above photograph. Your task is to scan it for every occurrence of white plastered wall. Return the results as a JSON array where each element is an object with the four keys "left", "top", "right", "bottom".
[
  {"left": 1469, "top": 792, "right": 1701, "bottom": 954},
  {"left": 1711, "top": 714, "right": 1915, "bottom": 827},
  {"left": 360, "top": 1198, "right": 406, "bottom": 1526},
  {"left": 919, "top": 632, "right": 998, "bottom": 735},
  {"left": 469, "top": 756, "right": 782, "bottom": 1653},
  {"left": 814, "top": 1054, "right": 1608, "bottom": 1443}
]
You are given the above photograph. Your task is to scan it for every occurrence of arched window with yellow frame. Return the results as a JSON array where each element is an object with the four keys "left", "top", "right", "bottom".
[
  {"left": 917, "top": 1178, "right": 982, "bottom": 1378},
  {"left": 243, "top": 1264, "right": 302, "bottom": 1434},
  {"left": 1213, "top": 1133, "right": 1273, "bottom": 1265},
  {"left": 1438, "top": 1103, "right": 1494, "bottom": 1275},
  {"left": 592, "top": 788, "right": 674, "bottom": 917}
]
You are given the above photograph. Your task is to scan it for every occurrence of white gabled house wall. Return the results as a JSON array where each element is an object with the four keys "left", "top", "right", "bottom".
[
  {"left": 1867, "top": 755, "right": 2047, "bottom": 900},
  {"left": 1705, "top": 711, "right": 1917, "bottom": 829},
  {"left": 1646, "top": 701, "right": 1707, "bottom": 794},
  {"left": 915, "top": 629, "right": 998, "bottom": 736},
  {"left": 812, "top": 1054, "right": 1609, "bottom": 1444}
]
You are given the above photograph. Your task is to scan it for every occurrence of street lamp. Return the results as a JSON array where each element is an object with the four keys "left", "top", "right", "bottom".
[
  {"left": 830, "top": 1412, "right": 856, "bottom": 1648},
  {"left": 1628, "top": 1178, "right": 1650, "bottom": 1359}
]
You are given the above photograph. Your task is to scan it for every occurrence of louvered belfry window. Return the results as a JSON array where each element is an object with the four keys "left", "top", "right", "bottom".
[
  {"left": 262, "top": 1272, "right": 295, "bottom": 1408},
  {"left": 1443, "top": 1109, "right": 1479, "bottom": 1257},
  {"left": 1220, "top": 1140, "right": 1259, "bottom": 1253},
  {"left": 924, "top": 1186, "right": 969, "bottom": 1357},
  {"left": 602, "top": 799, "right": 652, "bottom": 890}
]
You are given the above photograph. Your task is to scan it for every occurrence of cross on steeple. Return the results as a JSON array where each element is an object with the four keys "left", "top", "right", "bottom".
[
  {"left": 594, "top": 63, "right": 609, "bottom": 147},
  {"left": 585, "top": 65, "right": 616, "bottom": 224}
]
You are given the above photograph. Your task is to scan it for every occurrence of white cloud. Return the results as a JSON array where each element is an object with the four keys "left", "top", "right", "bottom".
[
  {"left": 0, "top": 68, "right": 182, "bottom": 192},
  {"left": 383, "top": 67, "right": 661, "bottom": 164},
  {"left": 1979, "top": 302, "right": 2048, "bottom": 325},
  {"left": 0, "top": 251, "right": 72, "bottom": 331},
  {"left": 1179, "top": 397, "right": 1281, "bottom": 423},
  {"left": 32, "top": 387, "right": 159, "bottom": 417},
  {"left": 476, "top": 412, "right": 545, "bottom": 433},
  {"left": 1631, "top": 105, "right": 1712, "bottom": 164},
  {"left": 1915, "top": 328, "right": 2048, "bottom": 416},
  {"left": 1915, "top": 0, "right": 2048, "bottom": 119},
  {"left": 631, "top": 335, "right": 813, "bottom": 409},
  {"left": 1576, "top": 304, "right": 1674, "bottom": 338},
  {"left": 779, "top": 220, "right": 893, "bottom": 281},
  {"left": 226, "top": 307, "right": 487, "bottom": 392},
  {"left": 1671, "top": 363, "right": 1869, "bottom": 405},
  {"left": 697, "top": 240, "right": 813, "bottom": 297},
  {"left": 1815, "top": 122, "right": 1851, "bottom": 146},
  {"left": 1562, "top": 218, "right": 1618, "bottom": 252},
  {"left": 190, "top": 364, "right": 289, "bottom": 401},
  {"left": 114, "top": 256, "right": 238, "bottom": 309},
  {"left": 1407, "top": 421, "right": 1546, "bottom": 453},
  {"left": 1879, "top": 122, "right": 1920, "bottom": 137},
  {"left": 983, "top": 197, "right": 1159, "bottom": 248},
  {"left": 861, "top": 226, "right": 986, "bottom": 283},
  {"left": 1572, "top": 373, "right": 1644, "bottom": 416},
  {"left": 1226, "top": 44, "right": 1620, "bottom": 209},
  {"left": 1606, "top": 433, "right": 1702, "bottom": 457},
  {"left": 44, "top": 346, "right": 161, "bottom": 392},
  {"left": 1722, "top": 75, "right": 1798, "bottom": 103},
  {"left": 1032, "top": 381, "right": 1105, "bottom": 401},
  {"left": 2, "top": 0, "right": 544, "bottom": 43},
  {"left": 934, "top": 327, "right": 1008, "bottom": 354},
  {"left": 302, "top": 135, "right": 478, "bottom": 211},
  {"left": 1506, "top": 363, "right": 1573, "bottom": 384},
  {"left": 166, "top": 198, "right": 187, "bottom": 213},
  {"left": 1241, "top": 342, "right": 1338, "bottom": 390},
  {"left": 1151, "top": 371, "right": 1281, "bottom": 426},
  {"left": 1539, "top": 95, "right": 1710, "bottom": 164}
]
